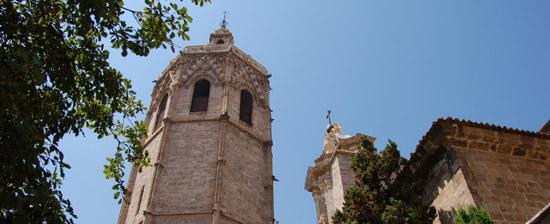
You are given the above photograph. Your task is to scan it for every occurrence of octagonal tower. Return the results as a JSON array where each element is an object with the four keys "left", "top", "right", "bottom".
[{"left": 117, "top": 26, "right": 274, "bottom": 224}]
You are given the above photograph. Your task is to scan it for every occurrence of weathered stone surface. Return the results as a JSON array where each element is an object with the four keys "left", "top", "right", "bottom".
[
  {"left": 411, "top": 117, "right": 550, "bottom": 224},
  {"left": 152, "top": 122, "right": 219, "bottom": 213},
  {"left": 118, "top": 26, "right": 273, "bottom": 224},
  {"left": 420, "top": 151, "right": 476, "bottom": 224},
  {"left": 305, "top": 130, "right": 373, "bottom": 224}
]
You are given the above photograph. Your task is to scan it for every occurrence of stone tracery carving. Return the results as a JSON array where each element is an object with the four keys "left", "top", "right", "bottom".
[
  {"left": 151, "top": 46, "right": 271, "bottom": 109},
  {"left": 177, "top": 54, "right": 227, "bottom": 88},
  {"left": 168, "top": 70, "right": 178, "bottom": 94},
  {"left": 229, "top": 56, "right": 269, "bottom": 107}
]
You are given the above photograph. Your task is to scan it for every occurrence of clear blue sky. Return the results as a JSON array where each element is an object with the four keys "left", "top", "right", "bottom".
[{"left": 60, "top": 1, "right": 550, "bottom": 223}]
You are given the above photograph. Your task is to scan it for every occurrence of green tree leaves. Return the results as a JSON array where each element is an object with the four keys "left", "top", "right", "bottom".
[
  {"left": 333, "top": 139, "right": 435, "bottom": 224},
  {"left": 0, "top": 0, "right": 208, "bottom": 223},
  {"left": 455, "top": 206, "right": 494, "bottom": 224}
]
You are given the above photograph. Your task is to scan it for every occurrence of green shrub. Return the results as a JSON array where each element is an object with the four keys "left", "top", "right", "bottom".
[{"left": 455, "top": 206, "right": 494, "bottom": 224}]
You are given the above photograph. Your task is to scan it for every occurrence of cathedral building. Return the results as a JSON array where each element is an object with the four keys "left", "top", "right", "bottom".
[
  {"left": 117, "top": 24, "right": 274, "bottom": 224},
  {"left": 112, "top": 21, "right": 550, "bottom": 224},
  {"left": 305, "top": 118, "right": 550, "bottom": 224},
  {"left": 410, "top": 118, "right": 550, "bottom": 224}
]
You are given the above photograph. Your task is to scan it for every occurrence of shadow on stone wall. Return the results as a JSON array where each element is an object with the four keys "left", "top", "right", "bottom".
[
  {"left": 437, "top": 208, "right": 457, "bottom": 224},
  {"left": 420, "top": 148, "right": 460, "bottom": 205}
]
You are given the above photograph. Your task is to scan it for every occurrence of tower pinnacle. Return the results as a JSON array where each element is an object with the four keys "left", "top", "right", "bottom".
[
  {"left": 221, "top": 10, "right": 228, "bottom": 29},
  {"left": 209, "top": 17, "right": 234, "bottom": 45}
]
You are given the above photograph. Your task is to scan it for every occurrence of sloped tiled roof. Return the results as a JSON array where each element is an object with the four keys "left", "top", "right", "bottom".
[{"left": 416, "top": 117, "right": 550, "bottom": 151}]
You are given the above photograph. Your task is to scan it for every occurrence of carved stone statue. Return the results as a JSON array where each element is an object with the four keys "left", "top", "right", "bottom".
[{"left": 323, "top": 123, "right": 348, "bottom": 154}]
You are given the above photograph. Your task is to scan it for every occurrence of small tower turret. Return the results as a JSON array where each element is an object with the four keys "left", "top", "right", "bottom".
[{"left": 209, "top": 11, "right": 234, "bottom": 45}]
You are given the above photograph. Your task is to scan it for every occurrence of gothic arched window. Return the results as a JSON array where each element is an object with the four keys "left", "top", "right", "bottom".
[
  {"left": 190, "top": 79, "right": 211, "bottom": 112},
  {"left": 154, "top": 94, "right": 168, "bottom": 130},
  {"left": 239, "top": 90, "right": 253, "bottom": 125},
  {"left": 216, "top": 39, "right": 225, "bottom": 44}
]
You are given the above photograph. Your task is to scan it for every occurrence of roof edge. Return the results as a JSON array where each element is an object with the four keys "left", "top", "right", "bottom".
[{"left": 416, "top": 117, "right": 550, "bottom": 150}]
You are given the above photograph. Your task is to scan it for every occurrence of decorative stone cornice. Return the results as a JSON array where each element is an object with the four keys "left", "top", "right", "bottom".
[
  {"left": 305, "top": 132, "right": 369, "bottom": 193},
  {"left": 305, "top": 150, "right": 355, "bottom": 192},
  {"left": 182, "top": 44, "right": 268, "bottom": 75},
  {"left": 142, "top": 125, "right": 165, "bottom": 148}
]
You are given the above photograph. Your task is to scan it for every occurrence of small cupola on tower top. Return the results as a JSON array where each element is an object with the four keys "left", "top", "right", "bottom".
[
  {"left": 209, "top": 27, "right": 234, "bottom": 45},
  {"left": 209, "top": 11, "right": 234, "bottom": 45}
]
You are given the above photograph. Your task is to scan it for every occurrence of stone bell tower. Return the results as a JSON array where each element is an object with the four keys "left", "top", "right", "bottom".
[
  {"left": 305, "top": 123, "right": 374, "bottom": 224},
  {"left": 117, "top": 25, "right": 274, "bottom": 224}
]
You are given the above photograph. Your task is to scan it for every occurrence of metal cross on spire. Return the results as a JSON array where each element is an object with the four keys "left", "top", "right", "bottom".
[
  {"left": 221, "top": 10, "right": 228, "bottom": 29},
  {"left": 326, "top": 110, "right": 332, "bottom": 125}
]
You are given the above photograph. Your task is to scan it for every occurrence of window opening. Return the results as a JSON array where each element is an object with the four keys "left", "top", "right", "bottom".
[
  {"left": 154, "top": 94, "right": 168, "bottom": 130},
  {"left": 190, "top": 79, "right": 211, "bottom": 112},
  {"left": 239, "top": 90, "right": 253, "bottom": 125}
]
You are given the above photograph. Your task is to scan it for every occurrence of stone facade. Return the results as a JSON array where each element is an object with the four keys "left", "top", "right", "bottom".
[
  {"left": 305, "top": 118, "right": 549, "bottom": 224},
  {"left": 409, "top": 117, "right": 550, "bottom": 224},
  {"left": 117, "top": 27, "right": 274, "bottom": 224},
  {"left": 305, "top": 124, "right": 374, "bottom": 224}
]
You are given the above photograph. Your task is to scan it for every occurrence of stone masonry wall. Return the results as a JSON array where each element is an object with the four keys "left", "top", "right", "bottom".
[
  {"left": 152, "top": 214, "right": 212, "bottom": 224},
  {"left": 328, "top": 153, "right": 354, "bottom": 224},
  {"left": 226, "top": 85, "right": 271, "bottom": 141},
  {"left": 124, "top": 130, "right": 163, "bottom": 224},
  {"left": 421, "top": 150, "right": 476, "bottom": 224},
  {"left": 152, "top": 121, "right": 219, "bottom": 212},
  {"left": 323, "top": 185, "right": 335, "bottom": 224},
  {"left": 334, "top": 154, "right": 355, "bottom": 203},
  {"left": 221, "top": 123, "right": 271, "bottom": 224},
  {"left": 420, "top": 120, "right": 550, "bottom": 224}
]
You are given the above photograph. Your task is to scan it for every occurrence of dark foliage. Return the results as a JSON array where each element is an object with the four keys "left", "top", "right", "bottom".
[
  {"left": 332, "top": 139, "right": 436, "bottom": 224},
  {"left": 0, "top": 0, "right": 208, "bottom": 223},
  {"left": 455, "top": 206, "right": 494, "bottom": 224}
]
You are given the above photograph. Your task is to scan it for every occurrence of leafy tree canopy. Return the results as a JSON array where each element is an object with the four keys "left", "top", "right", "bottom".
[
  {"left": 455, "top": 206, "right": 494, "bottom": 224},
  {"left": 332, "top": 139, "right": 436, "bottom": 224},
  {"left": 0, "top": 0, "right": 208, "bottom": 223}
]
